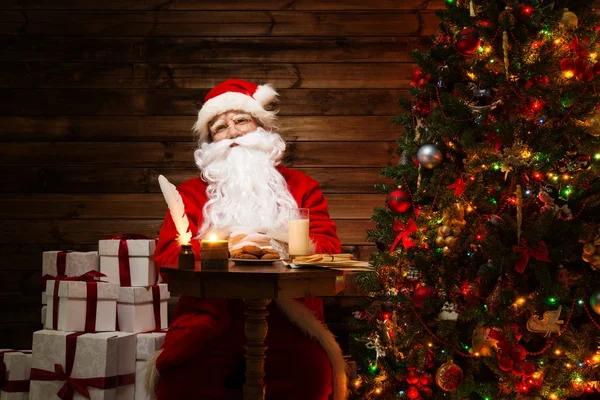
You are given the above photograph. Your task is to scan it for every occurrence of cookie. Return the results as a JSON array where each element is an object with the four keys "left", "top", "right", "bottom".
[
  {"left": 236, "top": 253, "right": 259, "bottom": 259},
  {"left": 241, "top": 245, "right": 264, "bottom": 257},
  {"left": 263, "top": 248, "right": 280, "bottom": 256},
  {"left": 230, "top": 249, "right": 244, "bottom": 258},
  {"left": 260, "top": 253, "right": 280, "bottom": 260}
]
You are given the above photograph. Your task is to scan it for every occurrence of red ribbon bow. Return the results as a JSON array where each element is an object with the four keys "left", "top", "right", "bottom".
[
  {"left": 447, "top": 176, "right": 466, "bottom": 197},
  {"left": 30, "top": 333, "right": 135, "bottom": 400},
  {"left": 512, "top": 239, "right": 551, "bottom": 274},
  {"left": 390, "top": 219, "right": 417, "bottom": 252},
  {"left": 0, "top": 351, "right": 31, "bottom": 393},
  {"left": 104, "top": 234, "right": 154, "bottom": 287}
]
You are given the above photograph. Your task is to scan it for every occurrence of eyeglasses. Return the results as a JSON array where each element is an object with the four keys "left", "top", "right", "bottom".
[{"left": 209, "top": 113, "right": 255, "bottom": 137}]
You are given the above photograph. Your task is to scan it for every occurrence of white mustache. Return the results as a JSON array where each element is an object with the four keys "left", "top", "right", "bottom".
[{"left": 195, "top": 129, "right": 285, "bottom": 170}]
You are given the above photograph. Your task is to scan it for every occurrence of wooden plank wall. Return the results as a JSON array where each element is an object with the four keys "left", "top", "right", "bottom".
[{"left": 0, "top": 0, "right": 445, "bottom": 348}]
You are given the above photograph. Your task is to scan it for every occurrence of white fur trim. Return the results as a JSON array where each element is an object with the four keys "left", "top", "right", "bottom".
[
  {"left": 276, "top": 298, "right": 348, "bottom": 400},
  {"left": 194, "top": 89, "right": 278, "bottom": 143},
  {"left": 253, "top": 84, "right": 278, "bottom": 106},
  {"left": 144, "top": 348, "right": 161, "bottom": 399}
]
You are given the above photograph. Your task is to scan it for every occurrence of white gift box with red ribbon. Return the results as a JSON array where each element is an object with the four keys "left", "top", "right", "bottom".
[
  {"left": 0, "top": 350, "right": 32, "bottom": 400},
  {"left": 134, "top": 332, "right": 166, "bottom": 400},
  {"left": 41, "top": 251, "right": 99, "bottom": 305},
  {"left": 98, "top": 240, "right": 156, "bottom": 287},
  {"left": 44, "top": 279, "right": 119, "bottom": 333},
  {"left": 30, "top": 330, "right": 136, "bottom": 400},
  {"left": 117, "top": 284, "right": 169, "bottom": 333}
]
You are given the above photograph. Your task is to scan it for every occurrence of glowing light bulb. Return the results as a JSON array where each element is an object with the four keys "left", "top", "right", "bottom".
[{"left": 564, "top": 70, "right": 574, "bottom": 78}]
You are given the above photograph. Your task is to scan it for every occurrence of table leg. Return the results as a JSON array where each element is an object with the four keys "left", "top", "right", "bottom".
[{"left": 243, "top": 298, "right": 271, "bottom": 400}]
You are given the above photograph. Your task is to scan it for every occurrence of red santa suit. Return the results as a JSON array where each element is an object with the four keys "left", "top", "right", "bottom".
[{"left": 152, "top": 165, "right": 347, "bottom": 400}]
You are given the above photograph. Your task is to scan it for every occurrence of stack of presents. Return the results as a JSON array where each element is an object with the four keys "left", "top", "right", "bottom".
[{"left": 2, "top": 236, "right": 170, "bottom": 400}]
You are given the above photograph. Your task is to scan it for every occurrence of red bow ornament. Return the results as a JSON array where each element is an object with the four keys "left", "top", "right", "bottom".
[
  {"left": 390, "top": 219, "right": 417, "bottom": 252},
  {"left": 447, "top": 176, "right": 467, "bottom": 197},
  {"left": 512, "top": 239, "right": 551, "bottom": 274}
]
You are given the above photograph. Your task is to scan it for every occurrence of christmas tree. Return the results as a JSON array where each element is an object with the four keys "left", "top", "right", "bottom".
[{"left": 350, "top": 1, "right": 600, "bottom": 399}]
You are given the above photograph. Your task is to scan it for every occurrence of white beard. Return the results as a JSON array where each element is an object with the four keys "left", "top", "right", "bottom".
[{"left": 194, "top": 128, "right": 298, "bottom": 239}]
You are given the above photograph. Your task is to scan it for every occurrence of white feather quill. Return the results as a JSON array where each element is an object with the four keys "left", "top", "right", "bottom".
[{"left": 158, "top": 175, "right": 192, "bottom": 246}]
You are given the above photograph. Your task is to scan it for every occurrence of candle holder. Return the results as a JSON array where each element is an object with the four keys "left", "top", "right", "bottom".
[
  {"left": 178, "top": 244, "right": 195, "bottom": 270},
  {"left": 201, "top": 238, "right": 229, "bottom": 270}
]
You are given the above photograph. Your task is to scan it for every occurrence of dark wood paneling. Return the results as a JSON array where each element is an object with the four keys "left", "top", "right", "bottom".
[
  {"left": 0, "top": 166, "right": 393, "bottom": 194},
  {"left": 0, "top": 116, "right": 401, "bottom": 142},
  {"left": 0, "top": 219, "right": 374, "bottom": 245},
  {"left": 0, "top": 62, "right": 413, "bottom": 89},
  {"left": 1, "top": 89, "right": 406, "bottom": 115},
  {"left": 1, "top": 37, "right": 431, "bottom": 63},
  {"left": 0, "top": 11, "right": 439, "bottom": 37},
  {"left": 0, "top": 142, "right": 399, "bottom": 167},
  {"left": 0, "top": 193, "right": 384, "bottom": 220},
  {"left": 2, "top": 0, "right": 446, "bottom": 11}
]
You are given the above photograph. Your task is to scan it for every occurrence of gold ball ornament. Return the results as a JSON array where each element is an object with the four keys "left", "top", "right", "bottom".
[
  {"left": 439, "top": 225, "right": 452, "bottom": 237},
  {"left": 435, "top": 236, "right": 446, "bottom": 247},
  {"left": 435, "top": 360, "right": 463, "bottom": 392},
  {"left": 442, "top": 246, "right": 453, "bottom": 256},
  {"left": 591, "top": 254, "right": 600, "bottom": 265},
  {"left": 585, "top": 110, "right": 600, "bottom": 137},
  {"left": 451, "top": 227, "right": 462, "bottom": 237},
  {"left": 583, "top": 252, "right": 594, "bottom": 263},
  {"left": 561, "top": 9, "right": 578, "bottom": 29},
  {"left": 445, "top": 236, "right": 458, "bottom": 248},
  {"left": 583, "top": 242, "right": 597, "bottom": 255},
  {"left": 590, "top": 291, "right": 600, "bottom": 315}
]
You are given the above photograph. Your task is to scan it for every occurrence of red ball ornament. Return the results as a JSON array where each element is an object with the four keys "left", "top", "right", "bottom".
[
  {"left": 412, "top": 286, "right": 435, "bottom": 308},
  {"left": 560, "top": 58, "right": 575, "bottom": 71},
  {"left": 386, "top": 188, "right": 412, "bottom": 213},
  {"left": 435, "top": 360, "right": 463, "bottom": 392},
  {"left": 509, "top": 345, "right": 527, "bottom": 361},
  {"left": 412, "top": 69, "right": 424, "bottom": 82},
  {"left": 406, "top": 370, "right": 420, "bottom": 385},
  {"left": 407, "top": 385, "right": 420, "bottom": 399},
  {"left": 420, "top": 372, "right": 434, "bottom": 386},
  {"left": 512, "top": 361, "right": 525, "bottom": 376},
  {"left": 498, "top": 356, "right": 514, "bottom": 371},
  {"left": 455, "top": 28, "right": 481, "bottom": 55},
  {"left": 522, "top": 362, "right": 536, "bottom": 377},
  {"left": 536, "top": 75, "right": 549, "bottom": 87},
  {"left": 574, "top": 57, "right": 588, "bottom": 74}
]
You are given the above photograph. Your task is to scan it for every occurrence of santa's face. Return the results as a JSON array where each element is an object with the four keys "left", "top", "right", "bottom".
[
  {"left": 194, "top": 128, "right": 298, "bottom": 239},
  {"left": 208, "top": 110, "right": 259, "bottom": 143}
]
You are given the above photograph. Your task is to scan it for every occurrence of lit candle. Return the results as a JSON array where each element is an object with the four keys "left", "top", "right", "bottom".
[{"left": 201, "top": 233, "right": 229, "bottom": 270}]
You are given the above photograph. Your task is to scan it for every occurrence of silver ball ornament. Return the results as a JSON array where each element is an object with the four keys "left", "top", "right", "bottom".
[
  {"left": 590, "top": 291, "right": 600, "bottom": 315},
  {"left": 417, "top": 144, "right": 443, "bottom": 169}
]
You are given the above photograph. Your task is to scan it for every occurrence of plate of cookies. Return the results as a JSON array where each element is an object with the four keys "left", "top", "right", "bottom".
[{"left": 229, "top": 245, "right": 282, "bottom": 264}]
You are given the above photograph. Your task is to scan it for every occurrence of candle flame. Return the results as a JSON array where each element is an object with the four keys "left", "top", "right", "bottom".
[{"left": 209, "top": 233, "right": 217, "bottom": 241}]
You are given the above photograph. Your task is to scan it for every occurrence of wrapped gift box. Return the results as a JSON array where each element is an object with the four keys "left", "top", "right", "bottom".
[
  {"left": 99, "top": 239, "right": 156, "bottom": 287},
  {"left": 134, "top": 332, "right": 166, "bottom": 400},
  {"left": 0, "top": 350, "right": 32, "bottom": 400},
  {"left": 117, "top": 284, "right": 169, "bottom": 333},
  {"left": 42, "top": 251, "right": 99, "bottom": 305},
  {"left": 30, "top": 330, "right": 136, "bottom": 400},
  {"left": 45, "top": 280, "right": 119, "bottom": 332}
]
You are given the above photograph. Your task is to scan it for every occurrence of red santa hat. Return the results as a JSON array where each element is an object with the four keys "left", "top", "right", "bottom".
[{"left": 193, "top": 79, "right": 279, "bottom": 142}]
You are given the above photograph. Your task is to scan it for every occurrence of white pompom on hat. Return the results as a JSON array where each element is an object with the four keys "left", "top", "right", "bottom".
[{"left": 193, "top": 79, "right": 279, "bottom": 142}]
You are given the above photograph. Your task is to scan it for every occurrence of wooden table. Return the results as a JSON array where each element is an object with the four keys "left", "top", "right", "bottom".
[{"left": 161, "top": 261, "right": 345, "bottom": 400}]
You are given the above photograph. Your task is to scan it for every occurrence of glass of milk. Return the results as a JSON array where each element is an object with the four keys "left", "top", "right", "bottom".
[{"left": 288, "top": 208, "right": 310, "bottom": 258}]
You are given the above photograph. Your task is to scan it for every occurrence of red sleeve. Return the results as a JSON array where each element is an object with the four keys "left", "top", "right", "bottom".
[{"left": 154, "top": 179, "right": 206, "bottom": 272}]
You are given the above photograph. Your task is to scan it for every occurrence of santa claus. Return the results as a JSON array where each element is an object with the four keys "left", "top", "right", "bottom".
[{"left": 149, "top": 79, "right": 347, "bottom": 399}]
